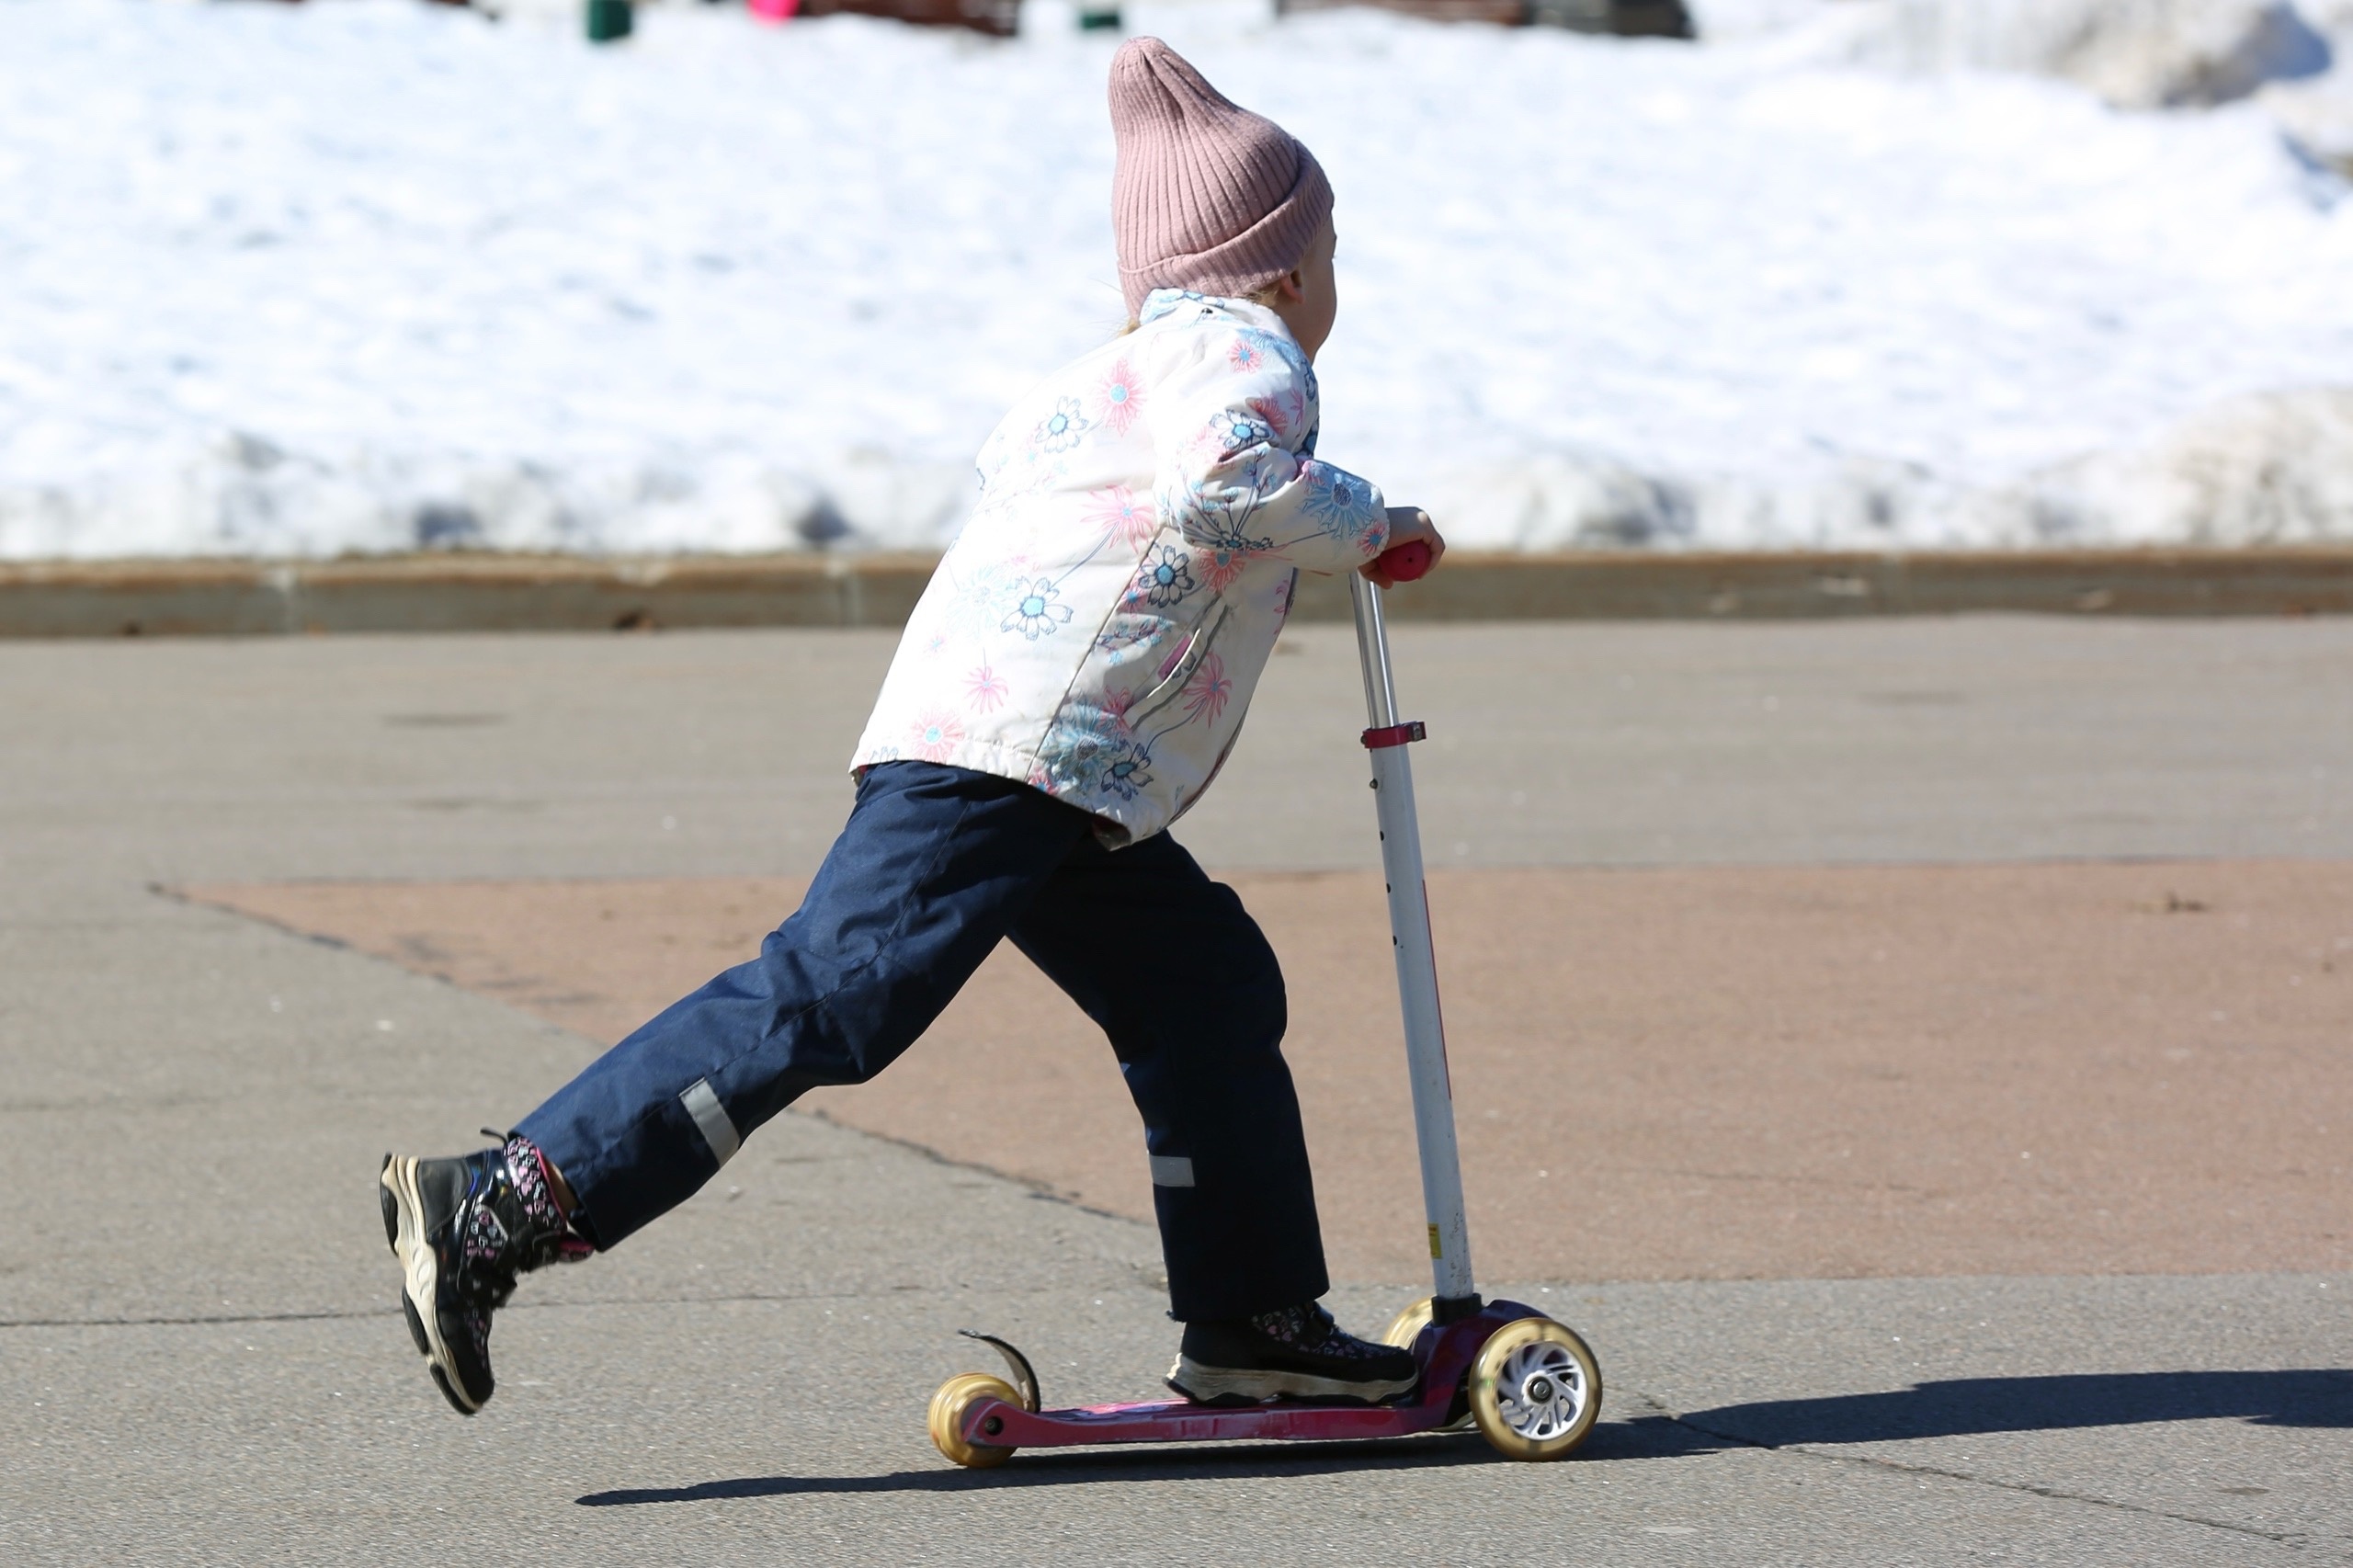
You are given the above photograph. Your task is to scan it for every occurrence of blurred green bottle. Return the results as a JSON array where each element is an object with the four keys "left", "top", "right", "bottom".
[{"left": 586, "top": 0, "right": 633, "bottom": 42}]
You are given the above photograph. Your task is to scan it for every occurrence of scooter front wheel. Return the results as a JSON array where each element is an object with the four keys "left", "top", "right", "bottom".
[
  {"left": 1380, "top": 1297, "right": 1434, "bottom": 1348},
  {"left": 928, "top": 1373, "right": 1019, "bottom": 1468},
  {"left": 1382, "top": 1297, "right": 1477, "bottom": 1431},
  {"left": 1468, "top": 1317, "right": 1602, "bottom": 1460}
]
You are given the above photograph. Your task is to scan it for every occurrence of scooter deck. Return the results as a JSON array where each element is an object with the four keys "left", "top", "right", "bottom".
[
  {"left": 972, "top": 1396, "right": 1448, "bottom": 1449},
  {"left": 955, "top": 1301, "right": 1540, "bottom": 1452}
]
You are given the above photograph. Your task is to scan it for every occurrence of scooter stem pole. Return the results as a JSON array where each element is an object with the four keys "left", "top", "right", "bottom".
[{"left": 1348, "top": 573, "right": 1479, "bottom": 1309}]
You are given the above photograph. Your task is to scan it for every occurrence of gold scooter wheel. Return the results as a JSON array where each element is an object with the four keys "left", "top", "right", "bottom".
[
  {"left": 1468, "top": 1318, "right": 1602, "bottom": 1460},
  {"left": 1381, "top": 1296, "right": 1478, "bottom": 1430},
  {"left": 927, "top": 1373, "right": 1019, "bottom": 1468},
  {"left": 1381, "top": 1297, "right": 1435, "bottom": 1349}
]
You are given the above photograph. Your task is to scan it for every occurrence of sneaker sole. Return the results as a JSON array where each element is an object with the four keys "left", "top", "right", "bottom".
[
  {"left": 1166, "top": 1355, "right": 1416, "bottom": 1406},
  {"left": 380, "top": 1153, "right": 484, "bottom": 1416}
]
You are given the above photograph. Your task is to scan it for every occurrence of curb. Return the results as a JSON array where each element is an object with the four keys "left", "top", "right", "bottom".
[{"left": 4, "top": 549, "right": 2351, "bottom": 638}]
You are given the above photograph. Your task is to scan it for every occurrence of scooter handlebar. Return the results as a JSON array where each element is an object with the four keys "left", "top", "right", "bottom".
[{"left": 1374, "top": 539, "right": 1434, "bottom": 584}]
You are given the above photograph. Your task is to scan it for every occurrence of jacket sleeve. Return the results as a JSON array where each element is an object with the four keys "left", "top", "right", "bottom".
[{"left": 1147, "top": 322, "right": 1390, "bottom": 574}]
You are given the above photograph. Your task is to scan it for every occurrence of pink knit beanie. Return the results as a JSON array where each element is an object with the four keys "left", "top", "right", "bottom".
[{"left": 1108, "top": 38, "right": 1333, "bottom": 321}]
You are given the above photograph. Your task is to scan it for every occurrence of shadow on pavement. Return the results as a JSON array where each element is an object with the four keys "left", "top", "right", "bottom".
[
  {"left": 1680, "top": 1369, "right": 2353, "bottom": 1449},
  {"left": 575, "top": 1370, "right": 2352, "bottom": 1505},
  {"left": 576, "top": 1434, "right": 1502, "bottom": 1503}
]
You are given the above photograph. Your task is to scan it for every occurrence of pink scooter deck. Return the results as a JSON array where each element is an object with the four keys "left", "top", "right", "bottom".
[{"left": 956, "top": 1300, "right": 1540, "bottom": 1452}]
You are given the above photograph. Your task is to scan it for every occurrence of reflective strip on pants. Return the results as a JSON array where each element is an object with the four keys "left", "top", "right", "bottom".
[{"left": 680, "top": 1078, "right": 740, "bottom": 1167}]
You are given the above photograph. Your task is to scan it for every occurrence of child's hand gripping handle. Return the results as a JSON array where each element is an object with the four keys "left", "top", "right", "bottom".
[
  {"left": 1373, "top": 540, "right": 1433, "bottom": 584},
  {"left": 1366, "top": 508, "right": 1443, "bottom": 588}
]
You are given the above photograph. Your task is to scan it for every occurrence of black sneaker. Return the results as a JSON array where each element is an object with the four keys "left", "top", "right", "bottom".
[
  {"left": 1167, "top": 1301, "right": 1419, "bottom": 1405},
  {"left": 378, "top": 1136, "right": 585, "bottom": 1415}
]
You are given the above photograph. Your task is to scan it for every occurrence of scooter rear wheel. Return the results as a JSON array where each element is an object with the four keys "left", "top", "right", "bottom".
[
  {"left": 1468, "top": 1317, "right": 1602, "bottom": 1460},
  {"left": 928, "top": 1372, "right": 1019, "bottom": 1468}
]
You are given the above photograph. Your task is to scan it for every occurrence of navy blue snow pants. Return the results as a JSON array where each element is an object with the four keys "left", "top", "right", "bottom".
[{"left": 517, "top": 760, "right": 1330, "bottom": 1322}]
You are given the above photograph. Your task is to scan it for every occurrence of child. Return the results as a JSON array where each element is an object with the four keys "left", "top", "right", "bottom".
[{"left": 379, "top": 36, "right": 1447, "bottom": 1417}]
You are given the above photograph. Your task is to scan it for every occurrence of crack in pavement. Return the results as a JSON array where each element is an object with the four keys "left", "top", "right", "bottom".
[{"left": 1630, "top": 1390, "right": 2311, "bottom": 1551}]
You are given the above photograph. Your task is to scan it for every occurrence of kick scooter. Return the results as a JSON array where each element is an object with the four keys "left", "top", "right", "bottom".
[{"left": 926, "top": 541, "right": 1603, "bottom": 1466}]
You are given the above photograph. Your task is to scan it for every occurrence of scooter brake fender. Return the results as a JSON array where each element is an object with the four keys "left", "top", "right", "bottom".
[{"left": 957, "top": 1328, "right": 1041, "bottom": 1413}]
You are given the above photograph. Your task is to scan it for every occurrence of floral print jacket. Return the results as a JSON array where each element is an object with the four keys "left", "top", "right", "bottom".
[{"left": 851, "top": 290, "right": 1391, "bottom": 846}]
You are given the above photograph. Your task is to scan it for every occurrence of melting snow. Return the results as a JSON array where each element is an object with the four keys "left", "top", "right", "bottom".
[{"left": 3, "top": 0, "right": 2348, "bottom": 558}]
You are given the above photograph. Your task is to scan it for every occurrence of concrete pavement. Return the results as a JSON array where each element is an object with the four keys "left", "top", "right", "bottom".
[
  {"left": 3, "top": 618, "right": 2349, "bottom": 1564},
  {"left": 190, "top": 859, "right": 2353, "bottom": 1283}
]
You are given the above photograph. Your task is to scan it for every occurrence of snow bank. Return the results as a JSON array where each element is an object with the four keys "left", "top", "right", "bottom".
[
  {"left": 1425, "top": 392, "right": 2353, "bottom": 551},
  {"left": 4, "top": 0, "right": 2349, "bottom": 561},
  {"left": 2006, "top": 387, "right": 2353, "bottom": 544},
  {"left": 2266, "top": 68, "right": 2353, "bottom": 170},
  {"left": 1691, "top": 0, "right": 2335, "bottom": 108}
]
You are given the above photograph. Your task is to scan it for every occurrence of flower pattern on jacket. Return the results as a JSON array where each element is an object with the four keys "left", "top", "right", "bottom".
[
  {"left": 1249, "top": 389, "right": 1307, "bottom": 444},
  {"left": 1038, "top": 706, "right": 1144, "bottom": 800},
  {"left": 854, "top": 291, "right": 1390, "bottom": 846},
  {"left": 1300, "top": 463, "right": 1385, "bottom": 548},
  {"left": 909, "top": 709, "right": 966, "bottom": 763},
  {"left": 1198, "top": 544, "right": 1249, "bottom": 593},
  {"left": 964, "top": 664, "right": 1008, "bottom": 713},
  {"left": 1131, "top": 545, "right": 1197, "bottom": 609},
  {"left": 1096, "top": 359, "right": 1146, "bottom": 437},
  {"left": 1001, "top": 577, "right": 1074, "bottom": 640},
  {"left": 939, "top": 561, "right": 1015, "bottom": 638},
  {"left": 1181, "top": 653, "right": 1233, "bottom": 725},
  {"left": 1085, "top": 485, "right": 1158, "bottom": 549},
  {"left": 1033, "top": 397, "right": 1091, "bottom": 454}
]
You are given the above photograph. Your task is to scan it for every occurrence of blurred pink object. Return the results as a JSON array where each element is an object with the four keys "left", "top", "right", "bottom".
[{"left": 749, "top": 0, "right": 798, "bottom": 22}]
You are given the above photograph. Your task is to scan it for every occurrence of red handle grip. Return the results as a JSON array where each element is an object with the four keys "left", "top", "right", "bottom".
[{"left": 1375, "top": 539, "right": 1433, "bottom": 584}]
